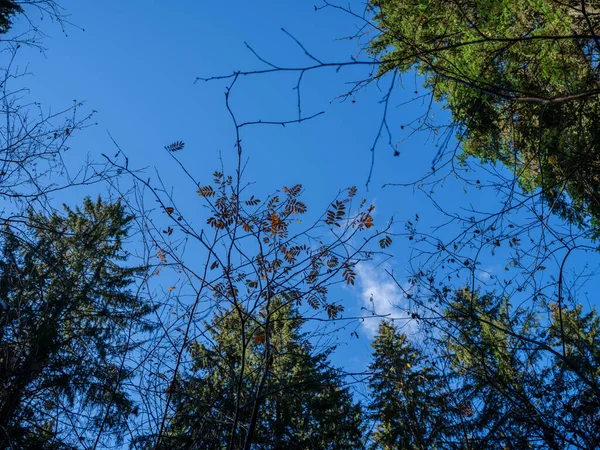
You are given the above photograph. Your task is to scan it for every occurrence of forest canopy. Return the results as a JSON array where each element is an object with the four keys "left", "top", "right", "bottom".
[
  {"left": 1, "top": 1, "right": 600, "bottom": 449},
  {"left": 370, "top": 0, "right": 600, "bottom": 233}
]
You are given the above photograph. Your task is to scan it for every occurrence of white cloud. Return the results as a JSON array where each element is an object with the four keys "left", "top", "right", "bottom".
[
  {"left": 354, "top": 263, "right": 416, "bottom": 337},
  {"left": 479, "top": 270, "right": 491, "bottom": 281},
  {"left": 477, "top": 266, "right": 499, "bottom": 285}
]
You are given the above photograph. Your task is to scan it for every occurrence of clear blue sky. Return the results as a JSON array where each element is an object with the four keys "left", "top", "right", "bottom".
[{"left": 10, "top": 0, "right": 600, "bottom": 383}]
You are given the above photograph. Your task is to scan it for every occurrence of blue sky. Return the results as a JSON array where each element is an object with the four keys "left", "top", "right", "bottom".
[{"left": 10, "top": 0, "right": 600, "bottom": 386}]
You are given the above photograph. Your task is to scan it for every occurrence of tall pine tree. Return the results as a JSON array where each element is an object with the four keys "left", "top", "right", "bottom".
[
  {"left": 0, "top": 198, "right": 153, "bottom": 449},
  {"left": 439, "top": 289, "right": 600, "bottom": 448},
  {"left": 151, "top": 297, "right": 364, "bottom": 449},
  {"left": 368, "top": 321, "right": 453, "bottom": 449}
]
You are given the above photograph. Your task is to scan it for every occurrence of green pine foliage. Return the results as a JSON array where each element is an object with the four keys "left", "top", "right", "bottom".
[
  {"left": 442, "top": 290, "right": 552, "bottom": 448},
  {"left": 2, "top": 2, "right": 600, "bottom": 448},
  {"left": 368, "top": 292, "right": 600, "bottom": 449},
  {"left": 0, "top": 197, "right": 153, "bottom": 449},
  {"left": 546, "top": 303, "right": 600, "bottom": 447},
  {"left": 368, "top": 321, "right": 454, "bottom": 449},
  {"left": 369, "top": 0, "right": 600, "bottom": 234},
  {"left": 442, "top": 290, "right": 600, "bottom": 448},
  {"left": 153, "top": 297, "right": 364, "bottom": 449},
  {"left": 0, "top": 1, "right": 22, "bottom": 34}
]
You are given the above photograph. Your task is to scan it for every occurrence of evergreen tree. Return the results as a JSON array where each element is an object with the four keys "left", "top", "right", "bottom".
[
  {"left": 154, "top": 298, "right": 364, "bottom": 449},
  {"left": 441, "top": 289, "right": 600, "bottom": 449},
  {"left": 0, "top": 1, "right": 22, "bottom": 33},
  {"left": 0, "top": 197, "right": 153, "bottom": 449},
  {"left": 368, "top": 321, "right": 453, "bottom": 449},
  {"left": 368, "top": 292, "right": 600, "bottom": 449},
  {"left": 442, "top": 290, "right": 552, "bottom": 448},
  {"left": 545, "top": 303, "right": 600, "bottom": 448},
  {"left": 369, "top": 0, "right": 600, "bottom": 232}
]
